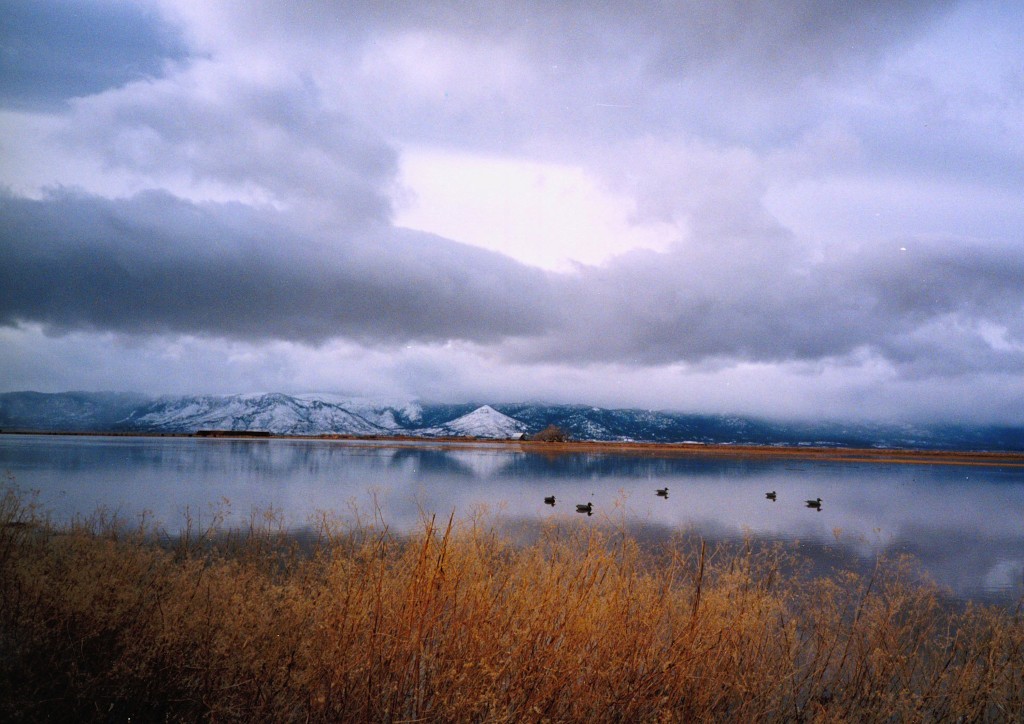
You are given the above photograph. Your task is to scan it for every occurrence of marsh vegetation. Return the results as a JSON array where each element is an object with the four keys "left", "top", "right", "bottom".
[{"left": 2, "top": 487, "right": 1022, "bottom": 721}]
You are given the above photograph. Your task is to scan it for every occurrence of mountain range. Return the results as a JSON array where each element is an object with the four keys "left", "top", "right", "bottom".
[{"left": 0, "top": 391, "right": 1021, "bottom": 451}]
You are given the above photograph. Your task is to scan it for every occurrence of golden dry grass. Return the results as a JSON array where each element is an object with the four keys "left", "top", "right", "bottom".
[{"left": 1, "top": 486, "right": 1022, "bottom": 722}]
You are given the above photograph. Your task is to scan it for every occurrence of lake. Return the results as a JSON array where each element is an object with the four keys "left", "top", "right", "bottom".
[{"left": 2, "top": 433, "right": 1023, "bottom": 604}]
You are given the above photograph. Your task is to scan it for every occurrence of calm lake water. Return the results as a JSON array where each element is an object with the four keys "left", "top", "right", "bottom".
[{"left": 3, "top": 434, "right": 1023, "bottom": 604}]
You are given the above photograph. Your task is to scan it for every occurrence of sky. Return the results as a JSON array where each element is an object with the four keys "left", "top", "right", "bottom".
[{"left": 1, "top": 0, "right": 1023, "bottom": 424}]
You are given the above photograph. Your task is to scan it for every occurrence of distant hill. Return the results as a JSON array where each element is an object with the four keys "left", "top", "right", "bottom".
[
  {"left": 0, "top": 391, "right": 150, "bottom": 432},
  {"left": 0, "top": 391, "right": 1021, "bottom": 451}
]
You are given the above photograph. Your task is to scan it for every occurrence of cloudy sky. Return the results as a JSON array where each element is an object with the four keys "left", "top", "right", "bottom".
[{"left": 1, "top": 0, "right": 1022, "bottom": 424}]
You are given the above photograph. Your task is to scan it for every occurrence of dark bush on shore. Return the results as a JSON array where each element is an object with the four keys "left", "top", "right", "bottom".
[
  {"left": 531, "top": 424, "right": 569, "bottom": 442},
  {"left": 1, "top": 487, "right": 1023, "bottom": 722}
]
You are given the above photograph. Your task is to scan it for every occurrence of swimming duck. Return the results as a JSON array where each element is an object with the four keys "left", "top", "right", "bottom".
[
  {"left": 765, "top": 491, "right": 777, "bottom": 501},
  {"left": 805, "top": 497, "right": 822, "bottom": 510},
  {"left": 544, "top": 495, "right": 556, "bottom": 506},
  {"left": 575, "top": 502, "right": 593, "bottom": 516},
  {"left": 656, "top": 487, "right": 669, "bottom": 498}
]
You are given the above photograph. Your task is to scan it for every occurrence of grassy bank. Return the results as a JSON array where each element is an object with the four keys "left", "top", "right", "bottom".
[{"left": 1, "top": 488, "right": 1022, "bottom": 722}]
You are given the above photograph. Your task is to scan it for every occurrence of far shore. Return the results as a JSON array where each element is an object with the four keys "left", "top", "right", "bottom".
[{"left": 3, "top": 428, "right": 1023, "bottom": 467}]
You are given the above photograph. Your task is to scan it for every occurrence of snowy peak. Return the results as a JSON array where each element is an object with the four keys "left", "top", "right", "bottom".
[
  {"left": 130, "top": 393, "right": 387, "bottom": 436},
  {"left": 434, "top": 405, "right": 528, "bottom": 439}
]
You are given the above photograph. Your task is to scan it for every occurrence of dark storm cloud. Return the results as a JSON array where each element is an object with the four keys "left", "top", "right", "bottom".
[
  {"left": 522, "top": 237, "right": 1024, "bottom": 373},
  {"left": 2, "top": 189, "right": 1022, "bottom": 380},
  {"left": 0, "top": 190, "right": 555, "bottom": 343},
  {"left": 0, "top": 0, "right": 188, "bottom": 110}
]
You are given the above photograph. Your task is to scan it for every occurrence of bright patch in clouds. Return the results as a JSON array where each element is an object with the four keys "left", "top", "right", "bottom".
[{"left": 396, "top": 148, "right": 678, "bottom": 270}]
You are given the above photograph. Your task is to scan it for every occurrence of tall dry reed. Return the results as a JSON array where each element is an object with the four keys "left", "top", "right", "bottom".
[{"left": 1, "top": 486, "right": 1022, "bottom": 722}]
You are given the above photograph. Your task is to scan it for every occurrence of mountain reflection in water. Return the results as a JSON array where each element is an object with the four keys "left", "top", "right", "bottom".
[{"left": 2, "top": 435, "right": 1022, "bottom": 603}]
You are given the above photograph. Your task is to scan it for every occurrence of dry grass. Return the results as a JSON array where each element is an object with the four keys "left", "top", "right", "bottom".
[{"left": 1, "top": 486, "right": 1022, "bottom": 722}]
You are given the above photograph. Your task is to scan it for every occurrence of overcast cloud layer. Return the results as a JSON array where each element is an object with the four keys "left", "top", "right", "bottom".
[{"left": 1, "top": 0, "right": 1022, "bottom": 424}]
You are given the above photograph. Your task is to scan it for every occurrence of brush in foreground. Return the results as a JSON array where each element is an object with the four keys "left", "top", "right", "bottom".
[{"left": 1, "top": 488, "right": 1022, "bottom": 722}]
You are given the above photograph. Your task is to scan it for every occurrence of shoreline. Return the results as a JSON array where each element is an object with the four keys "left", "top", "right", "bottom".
[{"left": 3, "top": 428, "right": 1023, "bottom": 467}]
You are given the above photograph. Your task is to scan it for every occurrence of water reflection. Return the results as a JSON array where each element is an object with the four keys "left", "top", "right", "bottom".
[{"left": 2, "top": 434, "right": 1022, "bottom": 603}]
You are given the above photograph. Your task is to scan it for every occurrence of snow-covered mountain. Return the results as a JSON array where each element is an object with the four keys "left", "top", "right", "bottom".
[
  {"left": 128, "top": 393, "right": 389, "bottom": 436},
  {"left": 421, "top": 405, "right": 528, "bottom": 439},
  {"left": 121, "top": 394, "right": 525, "bottom": 439},
  {"left": 292, "top": 394, "right": 423, "bottom": 430},
  {"left": 2, "top": 391, "right": 1022, "bottom": 450}
]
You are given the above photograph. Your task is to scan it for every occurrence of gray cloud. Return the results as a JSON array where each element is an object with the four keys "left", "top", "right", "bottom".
[
  {"left": 216, "top": 0, "right": 950, "bottom": 79},
  {"left": 179, "top": 1, "right": 955, "bottom": 153},
  {"left": 3, "top": 188, "right": 1021, "bottom": 382},
  {"left": 0, "top": 0, "right": 188, "bottom": 110},
  {"left": 525, "top": 237, "right": 1024, "bottom": 373},
  {"left": 60, "top": 68, "right": 399, "bottom": 221},
  {"left": 0, "top": 190, "right": 555, "bottom": 344}
]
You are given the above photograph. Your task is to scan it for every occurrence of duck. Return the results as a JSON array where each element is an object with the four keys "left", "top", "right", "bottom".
[
  {"left": 765, "top": 491, "right": 777, "bottom": 501},
  {"left": 805, "top": 497, "right": 822, "bottom": 510},
  {"left": 656, "top": 487, "right": 669, "bottom": 498},
  {"left": 575, "top": 502, "right": 593, "bottom": 516},
  {"left": 544, "top": 495, "right": 556, "bottom": 506}
]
